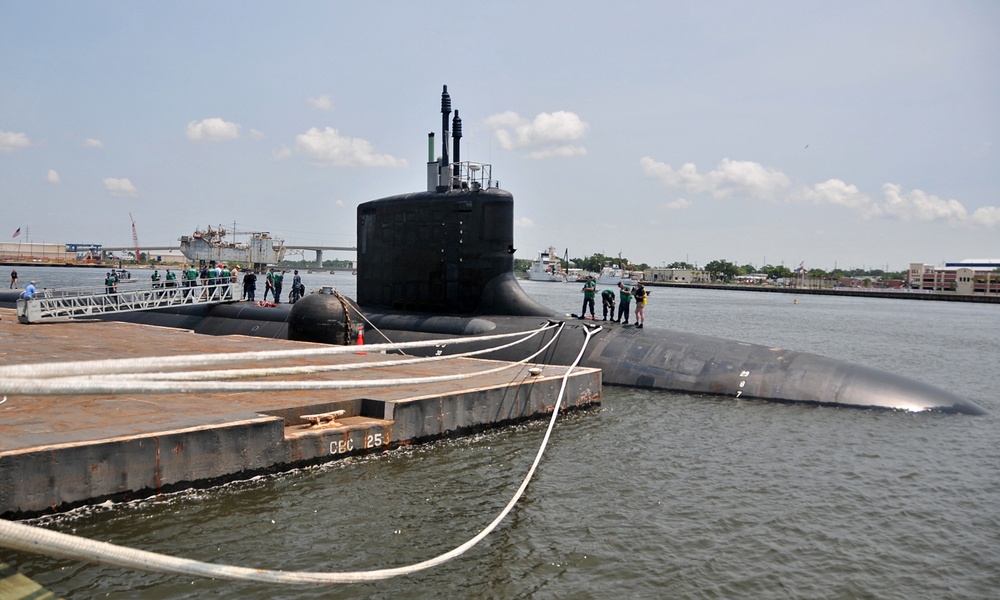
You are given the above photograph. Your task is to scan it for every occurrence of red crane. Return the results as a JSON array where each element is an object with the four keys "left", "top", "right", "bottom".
[{"left": 129, "top": 213, "right": 141, "bottom": 262}]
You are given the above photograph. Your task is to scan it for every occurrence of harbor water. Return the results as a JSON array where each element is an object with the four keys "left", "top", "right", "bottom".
[{"left": 4, "top": 268, "right": 999, "bottom": 598}]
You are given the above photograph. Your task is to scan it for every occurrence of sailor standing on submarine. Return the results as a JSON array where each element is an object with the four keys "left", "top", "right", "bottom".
[{"left": 580, "top": 275, "right": 597, "bottom": 319}]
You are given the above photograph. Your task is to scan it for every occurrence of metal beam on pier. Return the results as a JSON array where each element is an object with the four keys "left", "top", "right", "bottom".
[{"left": 16, "top": 283, "right": 241, "bottom": 324}]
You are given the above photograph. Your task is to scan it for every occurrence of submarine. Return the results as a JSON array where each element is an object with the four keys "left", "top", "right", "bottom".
[{"left": 3, "top": 86, "right": 986, "bottom": 416}]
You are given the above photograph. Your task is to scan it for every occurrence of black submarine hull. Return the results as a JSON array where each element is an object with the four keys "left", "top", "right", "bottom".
[
  {"left": 58, "top": 292, "right": 981, "bottom": 414},
  {"left": 2, "top": 85, "right": 986, "bottom": 415},
  {"left": 312, "top": 295, "right": 987, "bottom": 415},
  {"left": 0, "top": 280, "right": 984, "bottom": 414}
]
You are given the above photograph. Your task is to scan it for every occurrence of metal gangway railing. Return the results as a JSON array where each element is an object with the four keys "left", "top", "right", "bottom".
[{"left": 16, "top": 281, "right": 242, "bottom": 324}]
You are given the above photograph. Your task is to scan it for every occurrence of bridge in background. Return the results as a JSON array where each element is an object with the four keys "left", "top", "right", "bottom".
[{"left": 100, "top": 245, "right": 357, "bottom": 267}]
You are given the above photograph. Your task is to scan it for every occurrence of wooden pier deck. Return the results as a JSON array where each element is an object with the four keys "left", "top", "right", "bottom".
[{"left": 0, "top": 308, "right": 601, "bottom": 518}]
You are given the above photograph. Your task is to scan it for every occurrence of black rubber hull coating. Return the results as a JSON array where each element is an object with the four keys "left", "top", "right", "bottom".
[
  {"left": 93, "top": 302, "right": 984, "bottom": 414},
  {"left": 352, "top": 311, "right": 986, "bottom": 415}
]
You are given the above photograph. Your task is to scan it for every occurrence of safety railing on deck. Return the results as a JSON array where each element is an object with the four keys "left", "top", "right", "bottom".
[{"left": 16, "top": 282, "right": 241, "bottom": 323}]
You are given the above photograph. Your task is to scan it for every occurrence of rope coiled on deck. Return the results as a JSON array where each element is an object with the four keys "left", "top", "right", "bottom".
[
  {"left": 0, "top": 323, "right": 602, "bottom": 585},
  {"left": 0, "top": 323, "right": 562, "bottom": 395}
]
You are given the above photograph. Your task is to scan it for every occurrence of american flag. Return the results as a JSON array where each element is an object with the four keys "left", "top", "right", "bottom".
[{"left": 11, "top": 227, "right": 20, "bottom": 238}]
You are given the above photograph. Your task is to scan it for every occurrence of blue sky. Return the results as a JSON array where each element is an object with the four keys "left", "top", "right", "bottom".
[{"left": 2, "top": 1, "right": 997, "bottom": 270}]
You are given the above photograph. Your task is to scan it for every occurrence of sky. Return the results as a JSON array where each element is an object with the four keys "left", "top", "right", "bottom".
[{"left": 1, "top": 1, "right": 998, "bottom": 271}]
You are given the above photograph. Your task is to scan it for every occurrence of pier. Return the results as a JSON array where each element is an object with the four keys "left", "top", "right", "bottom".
[{"left": 0, "top": 307, "right": 601, "bottom": 518}]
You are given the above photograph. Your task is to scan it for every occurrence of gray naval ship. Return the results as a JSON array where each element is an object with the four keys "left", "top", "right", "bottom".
[{"left": 179, "top": 225, "right": 285, "bottom": 271}]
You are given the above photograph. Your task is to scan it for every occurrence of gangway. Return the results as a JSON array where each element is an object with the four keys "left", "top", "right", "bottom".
[{"left": 16, "top": 282, "right": 242, "bottom": 324}]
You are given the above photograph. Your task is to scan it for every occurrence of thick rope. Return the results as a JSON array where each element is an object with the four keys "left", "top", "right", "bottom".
[
  {"left": 340, "top": 291, "right": 407, "bottom": 355},
  {"left": 0, "top": 324, "right": 601, "bottom": 585},
  {"left": 0, "top": 323, "right": 566, "bottom": 396},
  {"left": 33, "top": 321, "right": 560, "bottom": 383},
  {"left": 0, "top": 323, "right": 559, "bottom": 379}
]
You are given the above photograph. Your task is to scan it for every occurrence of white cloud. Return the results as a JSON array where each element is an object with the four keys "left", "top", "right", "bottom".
[
  {"left": 485, "top": 110, "right": 589, "bottom": 159},
  {"left": 47, "top": 169, "right": 60, "bottom": 183},
  {"left": 84, "top": 138, "right": 104, "bottom": 148},
  {"left": 874, "top": 183, "right": 968, "bottom": 223},
  {"left": 186, "top": 118, "right": 241, "bottom": 141},
  {"left": 971, "top": 206, "right": 1000, "bottom": 227},
  {"left": 103, "top": 177, "right": 138, "bottom": 196},
  {"left": 640, "top": 157, "right": 791, "bottom": 201},
  {"left": 643, "top": 156, "right": 1000, "bottom": 228},
  {"left": 295, "top": 127, "right": 407, "bottom": 167},
  {"left": 334, "top": 199, "right": 345, "bottom": 207},
  {"left": 662, "top": 198, "right": 692, "bottom": 210},
  {"left": 250, "top": 129, "right": 265, "bottom": 140},
  {"left": 791, "top": 179, "right": 876, "bottom": 215},
  {"left": 307, "top": 95, "right": 333, "bottom": 110},
  {"left": 0, "top": 131, "right": 30, "bottom": 153},
  {"left": 527, "top": 146, "right": 587, "bottom": 160},
  {"left": 514, "top": 217, "right": 536, "bottom": 229},
  {"left": 272, "top": 146, "right": 292, "bottom": 161}
]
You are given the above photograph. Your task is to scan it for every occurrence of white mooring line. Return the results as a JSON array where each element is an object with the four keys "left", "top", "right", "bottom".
[{"left": 15, "top": 282, "right": 242, "bottom": 323}]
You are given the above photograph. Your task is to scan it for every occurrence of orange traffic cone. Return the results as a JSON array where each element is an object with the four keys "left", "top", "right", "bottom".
[{"left": 355, "top": 325, "right": 366, "bottom": 354}]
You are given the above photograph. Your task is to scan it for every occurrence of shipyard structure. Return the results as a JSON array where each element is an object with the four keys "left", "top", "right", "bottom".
[{"left": 179, "top": 226, "right": 285, "bottom": 270}]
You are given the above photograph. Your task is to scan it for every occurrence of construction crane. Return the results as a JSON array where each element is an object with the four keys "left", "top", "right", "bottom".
[{"left": 129, "top": 213, "right": 141, "bottom": 262}]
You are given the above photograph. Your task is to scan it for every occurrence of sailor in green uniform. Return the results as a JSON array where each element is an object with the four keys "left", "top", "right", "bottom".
[
  {"left": 273, "top": 270, "right": 285, "bottom": 303},
  {"left": 601, "top": 288, "right": 616, "bottom": 321},
  {"left": 616, "top": 281, "right": 632, "bottom": 324},
  {"left": 184, "top": 264, "right": 198, "bottom": 298},
  {"left": 220, "top": 264, "right": 232, "bottom": 298},
  {"left": 580, "top": 275, "right": 597, "bottom": 319},
  {"left": 264, "top": 268, "right": 275, "bottom": 302}
]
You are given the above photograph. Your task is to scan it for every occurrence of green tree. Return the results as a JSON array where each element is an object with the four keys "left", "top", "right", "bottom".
[
  {"left": 763, "top": 264, "right": 793, "bottom": 280},
  {"left": 704, "top": 259, "right": 740, "bottom": 282},
  {"left": 571, "top": 253, "right": 633, "bottom": 274},
  {"left": 667, "top": 261, "right": 694, "bottom": 269}
]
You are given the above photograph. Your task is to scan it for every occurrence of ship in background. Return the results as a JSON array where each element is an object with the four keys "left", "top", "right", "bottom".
[
  {"left": 179, "top": 226, "right": 285, "bottom": 270},
  {"left": 527, "top": 246, "right": 568, "bottom": 282}
]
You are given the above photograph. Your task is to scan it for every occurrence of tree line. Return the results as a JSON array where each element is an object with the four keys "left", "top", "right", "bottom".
[{"left": 516, "top": 253, "right": 907, "bottom": 282}]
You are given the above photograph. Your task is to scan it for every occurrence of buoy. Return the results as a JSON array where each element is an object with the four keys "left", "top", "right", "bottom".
[
  {"left": 793, "top": 298, "right": 798, "bottom": 305},
  {"left": 355, "top": 325, "right": 366, "bottom": 354}
]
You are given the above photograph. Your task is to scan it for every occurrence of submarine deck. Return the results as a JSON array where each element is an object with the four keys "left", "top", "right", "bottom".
[{"left": 0, "top": 307, "right": 601, "bottom": 518}]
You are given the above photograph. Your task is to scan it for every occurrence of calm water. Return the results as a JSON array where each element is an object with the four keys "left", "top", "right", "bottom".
[{"left": 5, "top": 269, "right": 999, "bottom": 599}]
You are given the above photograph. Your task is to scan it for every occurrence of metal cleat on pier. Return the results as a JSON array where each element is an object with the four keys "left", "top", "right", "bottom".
[{"left": 299, "top": 410, "right": 347, "bottom": 428}]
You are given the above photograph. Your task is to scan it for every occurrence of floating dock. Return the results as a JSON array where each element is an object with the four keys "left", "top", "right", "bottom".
[{"left": 0, "top": 307, "right": 601, "bottom": 518}]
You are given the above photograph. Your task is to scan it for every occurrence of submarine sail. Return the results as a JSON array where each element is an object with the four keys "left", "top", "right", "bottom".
[
  {"left": 331, "top": 85, "right": 985, "bottom": 414},
  {"left": 53, "top": 85, "right": 985, "bottom": 415}
]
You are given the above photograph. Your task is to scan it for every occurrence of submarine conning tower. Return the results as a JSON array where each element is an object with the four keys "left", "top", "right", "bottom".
[{"left": 356, "top": 86, "right": 556, "bottom": 317}]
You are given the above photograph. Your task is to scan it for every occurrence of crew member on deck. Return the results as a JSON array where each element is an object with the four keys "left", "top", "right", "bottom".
[
  {"left": 616, "top": 281, "right": 632, "bottom": 324},
  {"left": 580, "top": 275, "right": 596, "bottom": 319},
  {"left": 601, "top": 288, "right": 616, "bottom": 321}
]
